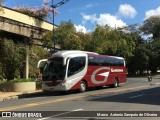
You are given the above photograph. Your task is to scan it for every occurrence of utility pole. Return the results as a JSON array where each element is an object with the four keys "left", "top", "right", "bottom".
[{"left": 51, "top": 0, "right": 69, "bottom": 52}]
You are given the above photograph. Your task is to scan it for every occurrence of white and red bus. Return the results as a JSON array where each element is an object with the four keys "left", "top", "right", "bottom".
[{"left": 38, "top": 50, "right": 127, "bottom": 92}]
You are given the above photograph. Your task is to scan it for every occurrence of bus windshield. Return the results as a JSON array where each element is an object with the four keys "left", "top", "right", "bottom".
[{"left": 42, "top": 58, "right": 66, "bottom": 81}]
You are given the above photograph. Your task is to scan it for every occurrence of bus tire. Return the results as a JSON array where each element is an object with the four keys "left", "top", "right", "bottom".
[
  {"left": 79, "top": 81, "right": 87, "bottom": 92},
  {"left": 110, "top": 78, "right": 119, "bottom": 88}
]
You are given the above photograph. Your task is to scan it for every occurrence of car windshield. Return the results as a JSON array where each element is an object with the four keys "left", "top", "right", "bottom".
[{"left": 42, "top": 58, "right": 66, "bottom": 81}]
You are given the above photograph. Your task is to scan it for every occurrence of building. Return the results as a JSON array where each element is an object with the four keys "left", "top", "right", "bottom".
[{"left": 0, "top": 6, "right": 57, "bottom": 78}]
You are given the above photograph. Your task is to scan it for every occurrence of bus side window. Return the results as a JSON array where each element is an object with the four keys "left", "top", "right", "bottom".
[
  {"left": 68, "top": 59, "right": 75, "bottom": 76},
  {"left": 105, "top": 58, "right": 112, "bottom": 66},
  {"left": 88, "top": 57, "right": 97, "bottom": 66},
  {"left": 68, "top": 57, "right": 86, "bottom": 77}
]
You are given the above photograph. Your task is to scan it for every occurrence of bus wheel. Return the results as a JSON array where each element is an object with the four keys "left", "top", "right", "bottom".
[
  {"left": 110, "top": 78, "right": 119, "bottom": 88},
  {"left": 79, "top": 81, "right": 87, "bottom": 92}
]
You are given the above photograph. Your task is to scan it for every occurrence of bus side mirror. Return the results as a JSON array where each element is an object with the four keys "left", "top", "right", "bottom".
[{"left": 40, "top": 67, "right": 44, "bottom": 73}]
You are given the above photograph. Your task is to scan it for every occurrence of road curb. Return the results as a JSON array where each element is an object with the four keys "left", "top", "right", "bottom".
[
  {"left": 2, "top": 96, "right": 19, "bottom": 101},
  {"left": 0, "top": 90, "right": 43, "bottom": 102}
]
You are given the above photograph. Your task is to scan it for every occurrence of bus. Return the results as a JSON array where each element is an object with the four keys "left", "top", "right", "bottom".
[{"left": 38, "top": 50, "right": 127, "bottom": 92}]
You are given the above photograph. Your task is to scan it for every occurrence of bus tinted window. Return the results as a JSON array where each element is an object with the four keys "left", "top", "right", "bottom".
[
  {"left": 88, "top": 56, "right": 124, "bottom": 66},
  {"left": 68, "top": 57, "right": 86, "bottom": 77}
]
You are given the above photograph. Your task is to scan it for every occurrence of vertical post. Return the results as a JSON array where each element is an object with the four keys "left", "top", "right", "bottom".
[
  {"left": 25, "top": 46, "right": 29, "bottom": 79},
  {"left": 94, "top": 39, "right": 95, "bottom": 52},
  {"left": 52, "top": 0, "right": 56, "bottom": 52},
  {"left": 51, "top": 0, "right": 69, "bottom": 52},
  {"left": 24, "top": 38, "right": 29, "bottom": 79}
]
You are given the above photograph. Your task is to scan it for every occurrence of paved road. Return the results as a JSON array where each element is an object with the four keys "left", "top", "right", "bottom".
[{"left": 0, "top": 77, "right": 160, "bottom": 120}]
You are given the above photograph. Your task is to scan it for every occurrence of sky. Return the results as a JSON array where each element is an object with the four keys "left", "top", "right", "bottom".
[{"left": 3, "top": 0, "right": 160, "bottom": 33}]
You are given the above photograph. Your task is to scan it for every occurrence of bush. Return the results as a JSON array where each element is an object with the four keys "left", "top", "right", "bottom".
[
  {"left": 0, "top": 38, "right": 25, "bottom": 80},
  {"left": 13, "top": 0, "right": 57, "bottom": 20},
  {"left": 6, "top": 78, "right": 34, "bottom": 83},
  {"left": 36, "top": 81, "right": 42, "bottom": 90},
  {"left": 2, "top": 78, "right": 42, "bottom": 90}
]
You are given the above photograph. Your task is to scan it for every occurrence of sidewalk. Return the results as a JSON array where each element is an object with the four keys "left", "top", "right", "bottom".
[{"left": 0, "top": 90, "right": 42, "bottom": 102}]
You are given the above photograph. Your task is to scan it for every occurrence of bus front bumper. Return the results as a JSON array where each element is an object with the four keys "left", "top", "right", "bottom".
[{"left": 42, "top": 84, "right": 68, "bottom": 92}]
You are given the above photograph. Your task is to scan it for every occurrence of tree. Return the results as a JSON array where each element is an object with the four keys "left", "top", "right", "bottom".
[
  {"left": 140, "top": 16, "right": 160, "bottom": 73},
  {"left": 29, "top": 46, "right": 50, "bottom": 78},
  {"left": 0, "top": 37, "right": 51, "bottom": 80},
  {"left": 43, "top": 21, "right": 153, "bottom": 75},
  {"left": 92, "top": 25, "right": 112, "bottom": 54},
  {"left": 141, "top": 16, "right": 160, "bottom": 40},
  {"left": 0, "top": 38, "right": 25, "bottom": 80},
  {"left": 56, "top": 21, "right": 83, "bottom": 50},
  {"left": 41, "top": 31, "right": 53, "bottom": 49},
  {"left": 147, "top": 39, "right": 160, "bottom": 73},
  {"left": 92, "top": 25, "right": 137, "bottom": 61},
  {"left": 42, "top": 21, "right": 83, "bottom": 50},
  {"left": 76, "top": 32, "right": 94, "bottom": 52},
  {"left": 128, "top": 44, "right": 150, "bottom": 75}
]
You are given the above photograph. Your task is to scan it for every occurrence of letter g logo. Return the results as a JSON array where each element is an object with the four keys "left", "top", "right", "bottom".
[{"left": 91, "top": 67, "right": 110, "bottom": 84}]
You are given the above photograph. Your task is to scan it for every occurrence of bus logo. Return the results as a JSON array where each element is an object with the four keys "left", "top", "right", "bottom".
[
  {"left": 111, "top": 68, "right": 123, "bottom": 72},
  {"left": 91, "top": 67, "right": 110, "bottom": 84}
]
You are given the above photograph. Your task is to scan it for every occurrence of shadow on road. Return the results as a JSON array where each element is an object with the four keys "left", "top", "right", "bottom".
[
  {"left": 17, "top": 86, "right": 116, "bottom": 99},
  {"left": 87, "top": 86, "right": 160, "bottom": 106}
]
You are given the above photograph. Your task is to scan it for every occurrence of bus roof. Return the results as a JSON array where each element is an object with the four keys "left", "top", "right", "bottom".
[
  {"left": 50, "top": 50, "right": 124, "bottom": 60},
  {"left": 88, "top": 53, "right": 124, "bottom": 60},
  {"left": 50, "top": 50, "right": 98, "bottom": 58}
]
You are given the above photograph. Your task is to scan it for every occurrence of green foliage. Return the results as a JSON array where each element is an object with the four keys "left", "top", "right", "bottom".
[
  {"left": 36, "top": 81, "right": 42, "bottom": 90},
  {"left": 92, "top": 25, "right": 137, "bottom": 62},
  {"left": 127, "top": 44, "right": 150, "bottom": 75},
  {"left": 42, "top": 21, "right": 83, "bottom": 50},
  {"left": 5, "top": 78, "right": 33, "bottom": 83},
  {"left": 77, "top": 32, "right": 93, "bottom": 51},
  {"left": 0, "top": 38, "right": 25, "bottom": 80},
  {"left": 29, "top": 46, "right": 50, "bottom": 78},
  {"left": 0, "top": 36, "right": 50, "bottom": 81},
  {"left": 141, "top": 16, "right": 160, "bottom": 39},
  {"left": 41, "top": 31, "right": 53, "bottom": 48},
  {"left": 42, "top": 20, "right": 160, "bottom": 75},
  {"left": 92, "top": 25, "right": 110, "bottom": 54},
  {"left": 56, "top": 21, "right": 82, "bottom": 50},
  {"left": 147, "top": 39, "right": 160, "bottom": 72},
  {"left": 139, "top": 16, "right": 160, "bottom": 73}
]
